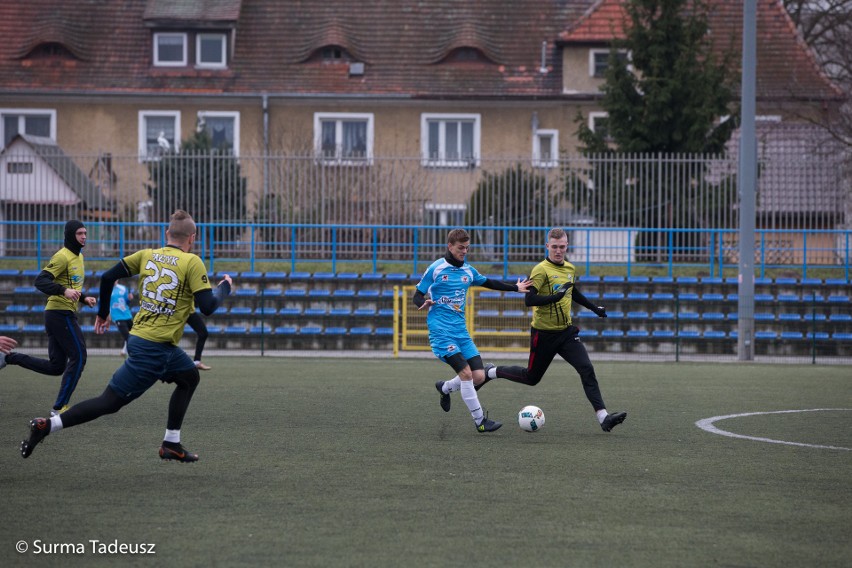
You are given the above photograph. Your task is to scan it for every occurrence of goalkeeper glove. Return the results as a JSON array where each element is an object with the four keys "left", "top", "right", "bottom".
[{"left": 593, "top": 306, "right": 607, "bottom": 318}]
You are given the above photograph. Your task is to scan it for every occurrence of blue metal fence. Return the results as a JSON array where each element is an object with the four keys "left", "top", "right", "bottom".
[{"left": 1, "top": 221, "right": 849, "bottom": 279}]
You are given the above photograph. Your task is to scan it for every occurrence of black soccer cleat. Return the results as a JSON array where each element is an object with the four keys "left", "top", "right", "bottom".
[
  {"left": 601, "top": 411, "right": 627, "bottom": 432},
  {"left": 159, "top": 442, "right": 199, "bottom": 463},
  {"left": 475, "top": 412, "right": 502, "bottom": 433},
  {"left": 435, "top": 380, "right": 451, "bottom": 412},
  {"left": 21, "top": 417, "right": 50, "bottom": 459}
]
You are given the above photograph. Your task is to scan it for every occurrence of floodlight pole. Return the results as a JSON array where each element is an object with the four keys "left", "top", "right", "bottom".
[{"left": 737, "top": 0, "right": 757, "bottom": 360}]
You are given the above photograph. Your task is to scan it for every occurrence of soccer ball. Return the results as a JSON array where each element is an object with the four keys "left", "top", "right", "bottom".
[{"left": 518, "top": 405, "right": 545, "bottom": 432}]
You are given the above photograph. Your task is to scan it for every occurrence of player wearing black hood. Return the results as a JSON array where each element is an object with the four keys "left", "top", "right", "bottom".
[{"left": 1, "top": 220, "right": 96, "bottom": 415}]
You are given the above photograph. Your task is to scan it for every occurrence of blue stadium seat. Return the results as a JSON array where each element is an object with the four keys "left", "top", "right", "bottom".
[
  {"left": 275, "top": 326, "right": 298, "bottom": 335},
  {"left": 678, "top": 293, "right": 699, "bottom": 301},
  {"left": 279, "top": 307, "right": 301, "bottom": 317},
  {"left": 21, "top": 269, "right": 41, "bottom": 278},
  {"left": 224, "top": 325, "right": 247, "bottom": 335},
  {"left": 652, "top": 330, "right": 675, "bottom": 338},
  {"left": 14, "top": 286, "right": 37, "bottom": 294},
  {"left": 780, "top": 331, "right": 803, "bottom": 340},
  {"left": 349, "top": 327, "right": 373, "bottom": 335},
  {"left": 576, "top": 311, "right": 597, "bottom": 319},
  {"left": 31, "top": 305, "right": 44, "bottom": 312},
  {"left": 829, "top": 313, "right": 852, "bottom": 322},
  {"left": 357, "top": 289, "right": 380, "bottom": 298},
  {"left": 754, "top": 294, "right": 774, "bottom": 302},
  {"left": 375, "top": 327, "right": 394, "bottom": 336},
  {"left": 605, "top": 311, "right": 624, "bottom": 319},
  {"left": 701, "top": 293, "right": 725, "bottom": 302},
  {"left": 478, "top": 309, "right": 500, "bottom": 318},
  {"left": 627, "top": 292, "right": 649, "bottom": 301},
  {"left": 803, "top": 313, "right": 827, "bottom": 322},
  {"left": 724, "top": 277, "right": 739, "bottom": 285},
  {"left": 805, "top": 332, "right": 829, "bottom": 340},
  {"left": 800, "top": 278, "right": 822, "bottom": 286},
  {"left": 329, "top": 308, "right": 352, "bottom": 317},
  {"left": 603, "top": 292, "right": 624, "bottom": 300},
  {"left": 700, "top": 277, "right": 723, "bottom": 285},
  {"left": 262, "top": 288, "right": 283, "bottom": 297},
  {"left": 377, "top": 308, "right": 395, "bottom": 317},
  {"left": 312, "top": 272, "right": 336, "bottom": 281},
  {"left": 381, "top": 289, "right": 395, "bottom": 298},
  {"left": 678, "top": 312, "right": 700, "bottom": 320},
  {"left": 332, "top": 289, "right": 356, "bottom": 298},
  {"left": 824, "top": 278, "right": 849, "bottom": 287},
  {"left": 729, "top": 330, "right": 738, "bottom": 339},
  {"left": 578, "top": 329, "right": 597, "bottom": 338},
  {"left": 360, "top": 273, "right": 383, "bottom": 281},
  {"left": 703, "top": 330, "right": 726, "bottom": 339},
  {"left": 626, "top": 311, "right": 648, "bottom": 319},
  {"left": 778, "top": 313, "right": 801, "bottom": 322},
  {"left": 264, "top": 271, "right": 288, "bottom": 281},
  {"left": 603, "top": 276, "right": 625, "bottom": 284},
  {"left": 727, "top": 312, "right": 738, "bottom": 321},
  {"left": 755, "top": 331, "right": 777, "bottom": 340},
  {"left": 325, "top": 326, "right": 348, "bottom": 335},
  {"left": 652, "top": 276, "right": 674, "bottom": 285},
  {"left": 354, "top": 308, "right": 377, "bottom": 316},
  {"left": 0, "top": 268, "right": 19, "bottom": 277},
  {"left": 832, "top": 332, "right": 852, "bottom": 341},
  {"left": 626, "top": 329, "right": 649, "bottom": 338},
  {"left": 503, "top": 310, "right": 526, "bottom": 318},
  {"left": 678, "top": 330, "right": 700, "bottom": 338},
  {"left": 206, "top": 326, "right": 222, "bottom": 334},
  {"left": 726, "top": 293, "right": 738, "bottom": 302},
  {"left": 81, "top": 325, "right": 96, "bottom": 333},
  {"left": 300, "top": 326, "right": 323, "bottom": 335},
  {"left": 5, "top": 304, "right": 29, "bottom": 313},
  {"left": 754, "top": 312, "right": 775, "bottom": 321},
  {"left": 255, "top": 306, "right": 277, "bottom": 316},
  {"left": 627, "top": 276, "right": 649, "bottom": 284},
  {"left": 827, "top": 295, "right": 850, "bottom": 304},
  {"left": 249, "top": 324, "right": 273, "bottom": 334},
  {"left": 651, "top": 293, "right": 674, "bottom": 301},
  {"left": 0, "top": 323, "right": 19, "bottom": 333},
  {"left": 385, "top": 273, "right": 407, "bottom": 282},
  {"left": 338, "top": 272, "right": 359, "bottom": 281},
  {"left": 651, "top": 311, "right": 675, "bottom": 320},
  {"left": 601, "top": 329, "right": 624, "bottom": 338},
  {"left": 676, "top": 276, "right": 698, "bottom": 285},
  {"left": 754, "top": 277, "right": 772, "bottom": 287},
  {"left": 579, "top": 275, "right": 601, "bottom": 284},
  {"left": 22, "top": 324, "right": 43, "bottom": 333},
  {"left": 583, "top": 291, "right": 600, "bottom": 300},
  {"left": 289, "top": 272, "right": 312, "bottom": 281},
  {"left": 284, "top": 289, "right": 307, "bottom": 297},
  {"left": 240, "top": 271, "right": 264, "bottom": 281},
  {"left": 702, "top": 312, "right": 725, "bottom": 321},
  {"left": 777, "top": 294, "right": 799, "bottom": 302},
  {"left": 774, "top": 277, "right": 797, "bottom": 286},
  {"left": 479, "top": 291, "right": 502, "bottom": 299},
  {"left": 234, "top": 288, "right": 256, "bottom": 297},
  {"left": 308, "top": 289, "right": 331, "bottom": 298},
  {"left": 304, "top": 308, "right": 327, "bottom": 317},
  {"left": 229, "top": 307, "right": 253, "bottom": 316}
]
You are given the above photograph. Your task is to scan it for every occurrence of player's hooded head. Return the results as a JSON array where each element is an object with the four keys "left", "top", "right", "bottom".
[
  {"left": 167, "top": 210, "right": 197, "bottom": 248},
  {"left": 64, "top": 220, "right": 86, "bottom": 255}
]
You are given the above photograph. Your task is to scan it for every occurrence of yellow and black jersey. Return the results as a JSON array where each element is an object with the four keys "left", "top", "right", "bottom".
[
  {"left": 529, "top": 259, "right": 577, "bottom": 331},
  {"left": 43, "top": 248, "right": 86, "bottom": 312},
  {"left": 124, "top": 246, "right": 211, "bottom": 345}
]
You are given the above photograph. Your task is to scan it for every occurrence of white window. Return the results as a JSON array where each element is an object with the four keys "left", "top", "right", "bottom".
[
  {"left": 533, "top": 129, "right": 559, "bottom": 168},
  {"left": 1, "top": 108, "right": 56, "bottom": 148},
  {"left": 138, "top": 111, "right": 181, "bottom": 160},
  {"left": 424, "top": 203, "right": 467, "bottom": 226},
  {"left": 154, "top": 33, "right": 187, "bottom": 67},
  {"left": 196, "top": 33, "right": 227, "bottom": 68},
  {"left": 197, "top": 111, "right": 239, "bottom": 155},
  {"left": 589, "top": 49, "right": 629, "bottom": 78},
  {"left": 314, "top": 112, "right": 374, "bottom": 164},
  {"left": 589, "top": 112, "right": 612, "bottom": 141},
  {"left": 421, "top": 113, "right": 480, "bottom": 167}
]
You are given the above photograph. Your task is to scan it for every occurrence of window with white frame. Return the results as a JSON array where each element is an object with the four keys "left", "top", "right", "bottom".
[
  {"left": 154, "top": 33, "right": 187, "bottom": 67},
  {"left": 138, "top": 111, "right": 181, "bottom": 160},
  {"left": 1, "top": 109, "right": 56, "bottom": 148},
  {"left": 588, "top": 112, "right": 612, "bottom": 142},
  {"left": 421, "top": 113, "right": 480, "bottom": 167},
  {"left": 589, "top": 49, "right": 629, "bottom": 78},
  {"left": 196, "top": 33, "right": 227, "bottom": 68},
  {"left": 314, "top": 112, "right": 373, "bottom": 164},
  {"left": 197, "top": 111, "right": 239, "bottom": 154},
  {"left": 533, "top": 129, "right": 559, "bottom": 168}
]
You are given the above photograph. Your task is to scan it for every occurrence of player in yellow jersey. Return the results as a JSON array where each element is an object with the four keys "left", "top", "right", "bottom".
[
  {"left": 1, "top": 220, "right": 96, "bottom": 415},
  {"left": 477, "top": 227, "right": 627, "bottom": 432},
  {"left": 21, "top": 210, "right": 233, "bottom": 461}
]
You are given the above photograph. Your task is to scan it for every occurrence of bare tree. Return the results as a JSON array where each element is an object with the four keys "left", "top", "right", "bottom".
[{"left": 783, "top": 0, "right": 852, "bottom": 147}]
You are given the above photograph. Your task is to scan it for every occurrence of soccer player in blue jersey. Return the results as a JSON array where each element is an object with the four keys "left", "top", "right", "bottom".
[
  {"left": 109, "top": 280, "right": 134, "bottom": 357},
  {"left": 21, "top": 210, "right": 232, "bottom": 462},
  {"left": 414, "top": 228, "right": 531, "bottom": 433}
]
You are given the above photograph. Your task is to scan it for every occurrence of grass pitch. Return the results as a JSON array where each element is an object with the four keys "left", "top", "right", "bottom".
[{"left": 1, "top": 357, "right": 850, "bottom": 567}]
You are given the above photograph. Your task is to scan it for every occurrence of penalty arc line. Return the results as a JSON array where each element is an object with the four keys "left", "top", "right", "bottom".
[{"left": 695, "top": 408, "right": 852, "bottom": 451}]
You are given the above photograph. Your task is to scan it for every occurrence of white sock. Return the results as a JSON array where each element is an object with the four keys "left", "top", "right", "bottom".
[
  {"left": 50, "top": 415, "right": 64, "bottom": 433},
  {"left": 443, "top": 377, "right": 462, "bottom": 393},
  {"left": 486, "top": 366, "right": 497, "bottom": 379},
  {"left": 596, "top": 409, "right": 609, "bottom": 424},
  {"left": 460, "top": 380, "right": 484, "bottom": 423},
  {"left": 164, "top": 429, "right": 181, "bottom": 443}
]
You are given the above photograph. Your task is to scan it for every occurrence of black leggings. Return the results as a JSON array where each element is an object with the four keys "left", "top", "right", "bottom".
[
  {"left": 60, "top": 367, "right": 201, "bottom": 432},
  {"left": 186, "top": 312, "right": 208, "bottom": 361}
]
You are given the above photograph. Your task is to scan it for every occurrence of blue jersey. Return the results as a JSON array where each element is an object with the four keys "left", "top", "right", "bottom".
[
  {"left": 110, "top": 282, "right": 133, "bottom": 322},
  {"left": 416, "top": 258, "right": 487, "bottom": 332}
]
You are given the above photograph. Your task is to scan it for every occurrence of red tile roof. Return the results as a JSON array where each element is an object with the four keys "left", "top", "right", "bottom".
[
  {"left": 0, "top": 0, "right": 841, "bottom": 102},
  {"left": 559, "top": 0, "right": 843, "bottom": 100}
]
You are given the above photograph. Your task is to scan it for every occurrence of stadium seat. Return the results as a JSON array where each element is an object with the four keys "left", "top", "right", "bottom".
[
  {"left": 755, "top": 331, "right": 777, "bottom": 340},
  {"left": 754, "top": 277, "right": 772, "bottom": 287},
  {"left": 0, "top": 323, "right": 19, "bottom": 333},
  {"left": 229, "top": 307, "right": 253, "bottom": 316},
  {"left": 284, "top": 289, "right": 307, "bottom": 297},
  {"left": 304, "top": 308, "right": 326, "bottom": 317},
  {"left": 289, "top": 272, "right": 312, "bottom": 281},
  {"left": 651, "top": 311, "right": 675, "bottom": 320},
  {"left": 626, "top": 329, "right": 649, "bottom": 338},
  {"left": 678, "top": 330, "right": 700, "bottom": 338},
  {"left": 651, "top": 293, "right": 674, "bottom": 301},
  {"left": 579, "top": 275, "right": 601, "bottom": 284},
  {"left": 603, "top": 292, "right": 625, "bottom": 300},
  {"left": 312, "top": 272, "right": 336, "bottom": 281},
  {"left": 701, "top": 293, "right": 725, "bottom": 302},
  {"left": 349, "top": 327, "right": 373, "bottom": 335},
  {"left": 274, "top": 326, "right": 298, "bottom": 335},
  {"left": 354, "top": 308, "right": 377, "bottom": 317},
  {"left": 338, "top": 272, "right": 359, "bottom": 281},
  {"left": 0, "top": 268, "right": 19, "bottom": 277},
  {"left": 279, "top": 307, "right": 302, "bottom": 317},
  {"left": 605, "top": 311, "right": 624, "bottom": 319},
  {"left": 22, "top": 324, "right": 43, "bottom": 333},
  {"left": 652, "top": 330, "right": 675, "bottom": 338},
  {"left": 255, "top": 306, "right": 277, "bottom": 316},
  {"left": 300, "top": 326, "right": 323, "bottom": 335},
  {"left": 31, "top": 305, "right": 44, "bottom": 312},
  {"left": 754, "top": 313, "right": 775, "bottom": 321},
  {"left": 576, "top": 311, "right": 597, "bottom": 319},
  {"left": 264, "top": 271, "right": 288, "bottom": 281},
  {"left": 726, "top": 293, "right": 738, "bottom": 302},
  {"left": 676, "top": 276, "right": 698, "bottom": 285},
  {"left": 777, "top": 294, "right": 799, "bottom": 303},
  {"left": 779, "top": 331, "right": 803, "bottom": 340},
  {"left": 385, "top": 273, "right": 407, "bottom": 282},
  {"left": 375, "top": 327, "right": 394, "bottom": 336},
  {"left": 699, "top": 277, "right": 723, "bottom": 285},
  {"left": 5, "top": 304, "right": 29, "bottom": 312},
  {"left": 827, "top": 295, "right": 850, "bottom": 304},
  {"left": 754, "top": 294, "right": 774, "bottom": 302},
  {"left": 627, "top": 292, "right": 649, "bottom": 301},
  {"left": 14, "top": 286, "right": 37, "bottom": 295},
  {"left": 360, "top": 273, "right": 383, "bottom": 281},
  {"left": 332, "top": 289, "right": 356, "bottom": 298},
  {"left": 329, "top": 308, "right": 352, "bottom": 317},
  {"left": 578, "top": 329, "right": 598, "bottom": 338},
  {"left": 774, "top": 277, "right": 797, "bottom": 286},
  {"left": 805, "top": 332, "right": 829, "bottom": 340},
  {"left": 627, "top": 276, "right": 649, "bottom": 284},
  {"left": 652, "top": 276, "right": 675, "bottom": 285},
  {"left": 224, "top": 325, "right": 248, "bottom": 335},
  {"left": 308, "top": 289, "right": 331, "bottom": 298},
  {"left": 234, "top": 288, "right": 256, "bottom": 297},
  {"left": 803, "top": 313, "right": 827, "bottom": 322},
  {"left": 626, "top": 311, "right": 648, "bottom": 319},
  {"left": 702, "top": 312, "right": 725, "bottom": 321},
  {"left": 703, "top": 330, "right": 726, "bottom": 339},
  {"left": 799, "top": 278, "right": 822, "bottom": 286},
  {"left": 478, "top": 309, "right": 500, "bottom": 318},
  {"left": 832, "top": 332, "right": 852, "bottom": 341},
  {"left": 677, "top": 293, "right": 699, "bottom": 301},
  {"left": 21, "top": 269, "right": 41, "bottom": 278},
  {"left": 378, "top": 308, "right": 395, "bottom": 317},
  {"left": 778, "top": 313, "right": 801, "bottom": 322},
  {"left": 325, "top": 326, "right": 348, "bottom": 335},
  {"left": 479, "top": 291, "right": 502, "bottom": 299},
  {"left": 829, "top": 313, "right": 852, "bottom": 322},
  {"left": 601, "top": 329, "right": 624, "bottom": 338},
  {"left": 262, "top": 288, "right": 283, "bottom": 297},
  {"left": 603, "top": 276, "right": 625, "bottom": 284},
  {"left": 249, "top": 324, "right": 273, "bottom": 334},
  {"left": 678, "top": 312, "right": 700, "bottom": 320},
  {"left": 503, "top": 310, "right": 526, "bottom": 318},
  {"left": 357, "top": 289, "right": 380, "bottom": 298},
  {"left": 240, "top": 271, "right": 264, "bottom": 281},
  {"left": 583, "top": 291, "right": 600, "bottom": 300},
  {"left": 206, "top": 325, "right": 222, "bottom": 334}
]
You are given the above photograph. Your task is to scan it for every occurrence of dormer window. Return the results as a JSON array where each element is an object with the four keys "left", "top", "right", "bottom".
[
  {"left": 443, "top": 47, "right": 491, "bottom": 64},
  {"left": 590, "top": 49, "right": 630, "bottom": 78},
  {"left": 154, "top": 33, "right": 187, "bottom": 67},
  {"left": 27, "top": 42, "right": 76, "bottom": 60},
  {"left": 197, "top": 33, "right": 227, "bottom": 68}
]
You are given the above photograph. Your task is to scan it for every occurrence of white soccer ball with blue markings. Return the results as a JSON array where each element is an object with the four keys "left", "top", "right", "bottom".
[{"left": 518, "top": 405, "right": 545, "bottom": 432}]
